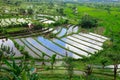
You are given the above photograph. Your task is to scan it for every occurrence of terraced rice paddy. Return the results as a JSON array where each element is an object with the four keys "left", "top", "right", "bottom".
[
  {"left": 0, "top": 25, "right": 108, "bottom": 59},
  {"left": 0, "top": 18, "right": 31, "bottom": 27},
  {"left": 1, "top": 1, "right": 120, "bottom": 79}
]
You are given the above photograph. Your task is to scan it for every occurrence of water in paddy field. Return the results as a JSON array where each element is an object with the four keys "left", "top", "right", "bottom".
[
  {"left": 0, "top": 27, "right": 108, "bottom": 59},
  {"left": 57, "top": 28, "right": 67, "bottom": 37},
  {"left": 0, "top": 39, "right": 21, "bottom": 57},
  {"left": 37, "top": 36, "right": 76, "bottom": 57},
  {"left": 0, "top": 27, "right": 78, "bottom": 58}
]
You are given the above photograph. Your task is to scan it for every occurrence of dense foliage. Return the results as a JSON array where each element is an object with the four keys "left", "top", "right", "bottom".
[{"left": 80, "top": 15, "right": 98, "bottom": 28}]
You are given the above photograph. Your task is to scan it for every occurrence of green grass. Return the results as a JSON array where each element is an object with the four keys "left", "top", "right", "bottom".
[
  {"left": 63, "top": 3, "right": 120, "bottom": 36},
  {"left": 6, "top": 27, "right": 27, "bottom": 33},
  {"left": 38, "top": 74, "right": 82, "bottom": 80}
]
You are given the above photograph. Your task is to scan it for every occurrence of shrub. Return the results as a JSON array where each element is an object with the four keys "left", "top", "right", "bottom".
[
  {"left": 19, "top": 8, "right": 26, "bottom": 15},
  {"left": 80, "top": 15, "right": 98, "bottom": 28},
  {"left": 52, "top": 19, "right": 69, "bottom": 26},
  {"left": 49, "top": 33, "right": 56, "bottom": 38},
  {"left": 33, "top": 22, "right": 43, "bottom": 30},
  {"left": 27, "top": 8, "right": 34, "bottom": 15}
]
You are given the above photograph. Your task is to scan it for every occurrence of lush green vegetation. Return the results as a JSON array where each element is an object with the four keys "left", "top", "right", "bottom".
[{"left": 0, "top": 0, "right": 120, "bottom": 80}]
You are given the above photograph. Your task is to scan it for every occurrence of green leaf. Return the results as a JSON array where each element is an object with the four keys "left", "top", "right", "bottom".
[
  {"left": 21, "top": 70, "right": 28, "bottom": 80},
  {"left": 4, "top": 60, "right": 16, "bottom": 72},
  {"left": 4, "top": 59, "right": 12, "bottom": 68}
]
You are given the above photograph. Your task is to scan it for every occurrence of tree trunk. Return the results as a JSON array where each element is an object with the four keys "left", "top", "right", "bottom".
[
  {"left": 42, "top": 60, "right": 45, "bottom": 66},
  {"left": 51, "top": 64, "right": 53, "bottom": 70},
  {"left": 102, "top": 64, "right": 105, "bottom": 69},
  {"left": 114, "top": 64, "right": 118, "bottom": 80}
]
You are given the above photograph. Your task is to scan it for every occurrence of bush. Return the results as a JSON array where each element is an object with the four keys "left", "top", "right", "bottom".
[
  {"left": 33, "top": 22, "right": 43, "bottom": 30},
  {"left": 27, "top": 8, "right": 34, "bottom": 15},
  {"left": 48, "top": 33, "right": 56, "bottom": 38},
  {"left": 52, "top": 19, "right": 69, "bottom": 26},
  {"left": 19, "top": 8, "right": 26, "bottom": 15},
  {"left": 80, "top": 15, "right": 98, "bottom": 28}
]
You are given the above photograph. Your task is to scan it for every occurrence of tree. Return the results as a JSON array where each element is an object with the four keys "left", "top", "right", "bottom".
[
  {"left": 3, "top": 0, "right": 11, "bottom": 4},
  {"left": 27, "top": 8, "right": 34, "bottom": 15},
  {"left": 106, "top": 51, "right": 120, "bottom": 80},
  {"left": 80, "top": 15, "right": 98, "bottom": 28},
  {"left": 19, "top": 8, "right": 26, "bottom": 15},
  {"left": 63, "top": 57, "right": 74, "bottom": 80},
  {"left": 1, "top": 56, "right": 39, "bottom": 80},
  {"left": 56, "top": 8, "right": 64, "bottom": 16},
  {"left": 105, "top": 6, "right": 111, "bottom": 14},
  {"left": 0, "top": 49, "right": 4, "bottom": 70},
  {"left": 103, "top": 30, "right": 120, "bottom": 80},
  {"left": 100, "top": 57, "right": 108, "bottom": 69},
  {"left": 85, "top": 64, "right": 92, "bottom": 79},
  {"left": 48, "top": 1, "right": 54, "bottom": 9},
  {"left": 14, "top": 1, "right": 22, "bottom": 6},
  {"left": 41, "top": 52, "right": 45, "bottom": 66},
  {"left": 1, "top": 28, "right": 7, "bottom": 35},
  {"left": 51, "top": 54, "right": 56, "bottom": 69},
  {"left": 72, "top": 6, "right": 78, "bottom": 14}
]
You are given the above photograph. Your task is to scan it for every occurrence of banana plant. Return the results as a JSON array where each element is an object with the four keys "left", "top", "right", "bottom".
[
  {"left": 1, "top": 44, "right": 15, "bottom": 56},
  {"left": 0, "top": 44, "right": 39, "bottom": 80},
  {"left": 3, "top": 57, "right": 22, "bottom": 80}
]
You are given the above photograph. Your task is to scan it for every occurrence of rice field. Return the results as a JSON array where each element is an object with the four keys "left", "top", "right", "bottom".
[
  {"left": 0, "top": 1, "right": 120, "bottom": 79},
  {"left": 0, "top": 25, "right": 108, "bottom": 59}
]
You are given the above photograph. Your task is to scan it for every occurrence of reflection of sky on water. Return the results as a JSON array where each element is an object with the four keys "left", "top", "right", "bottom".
[
  {"left": 0, "top": 39, "right": 14, "bottom": 48},
  {"left": 22, "top": 38, "right": 42, "bottom": 56},
  {"left": 52, "top": 38, "right": 82, "bottom": 59},
  {"left": 62, "top": 38, "right": 97, "bottom": 53},
  {"left": 0, "top": 39, "right": 21, "bottom": 57},
  {"left": 57, "top": 28, "right": 67, "bottom": 37},
  {"left": 26, "top": 38, "right": 55, "bottom": 56},
  {"left": 0, "top": 25, "right": 108, "bottom": 59},
  {"left": 15, "top": 39, "right": 39, "bottom": 58},
  {"left": 52, "top": 38, "right": 73, "bottom": 57},
  {"left": 37, "top": 36, "right": 67, "bottom": 56},
  {"left": 52, "top": 27, "right": 61, "bottom": 34},
  {"left": 73, "top": 26, "right": 78, "bottom": 33},
  {"left": 67, "top": 36, "right": 102, "bottom": 50},
  {"left": 72, "top": 34, "right": 103, "bottom": 46},
  {"left": 60, "top": 38, "right": 89, "bottom": 57},
  {"left": 67, "top": 25, "right": 74, "bottom": 34}
]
